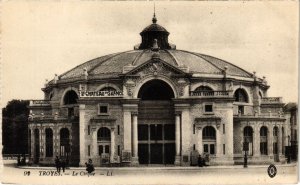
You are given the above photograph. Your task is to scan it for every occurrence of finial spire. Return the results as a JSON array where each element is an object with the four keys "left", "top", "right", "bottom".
[{"left": 152, "top": 2, "right": 157, "bottom": 24}]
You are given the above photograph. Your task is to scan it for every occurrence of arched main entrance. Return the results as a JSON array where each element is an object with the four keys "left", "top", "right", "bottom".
[{"left": 137, "top": 79, "right": 175, "bottom": 165}]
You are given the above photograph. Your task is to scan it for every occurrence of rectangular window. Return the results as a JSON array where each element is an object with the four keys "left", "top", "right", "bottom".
[
  {"left": 238, "top": 106, "right": 244, "bottom": 115},
  {"left": 223, "top": 124, "right": 225, "bottom": 134},
  {"left": 210, "top": 144, "right": 215, "bottom": 154},
  {"left": 118, "top": 145, "right": 120, "bottom": 156},
  {"left": 99, "top": 145, "right": 103, "bottom": 156},
  {"left": 98, "top": 103, "right": 109, "bottom": 115},
  {"left": 193, "top": 124, "right": 195, "bottom": 134},
  {"left": 117, "top": 125, "right": 120, "bottom": 135},
  {"left": 88, "top": 145, "right": 90, "bottom": 156},
  {"left": 204, "top": 144, "right": 209, "bottom": 153},
  {"left": 88, "top": 125, "right": 90, "bottom": 135},
  {"left": 105, "top": 145, "right": 110, "bottom": 154},
  {"left": 205, "top": 104, "right": 213, "bottom": 113},
  {"left": 260, "top": 142, "right": 268, "bottom": 155},
  {"left": 223, "top": 144, "right": 225, "bottom": 155},
  {"left": 193, "top": 144, "right": 196, "bottom": 151}
]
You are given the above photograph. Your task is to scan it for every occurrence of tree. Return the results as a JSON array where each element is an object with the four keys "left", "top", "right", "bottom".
[{"left": 2, "top": 100, "right": 29, "bottom": 154}]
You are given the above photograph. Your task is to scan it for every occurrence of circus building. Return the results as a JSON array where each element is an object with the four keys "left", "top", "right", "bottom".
[{"left": 28, "top": 14, "right": 290, "bottom": 167}]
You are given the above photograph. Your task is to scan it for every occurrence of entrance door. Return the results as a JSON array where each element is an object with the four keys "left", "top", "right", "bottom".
[
  {"left": 137, "top": 80, "right": 176, "bottom": 165},
  {"left": 138, "top": 123, "right": 175, "bottom": 164}
]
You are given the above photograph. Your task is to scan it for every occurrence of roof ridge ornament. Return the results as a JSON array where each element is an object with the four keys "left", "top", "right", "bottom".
[
  {"left": 152, "top": 2, "right": 157, "bottom": 24},
  {"left": 151, "top": 39, "right": 160, "bottom": 51}
]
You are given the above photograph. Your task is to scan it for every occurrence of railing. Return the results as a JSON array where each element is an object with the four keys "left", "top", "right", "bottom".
[
  {"left": 30, "top": 100, "right": 50, "bottom": 106},
  {"left": 189, "top": 91, "right": 230, "bottom": 97},
  {"left": 261, "top": 97, "right": 283, "bottom": 104}
]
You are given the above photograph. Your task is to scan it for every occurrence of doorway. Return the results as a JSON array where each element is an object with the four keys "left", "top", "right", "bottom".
[{"left": 137, "top": 79, "right": 175, "bottom": 165}]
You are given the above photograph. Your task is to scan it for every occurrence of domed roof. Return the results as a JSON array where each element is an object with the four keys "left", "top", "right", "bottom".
[
  {"left": 141, "top": 23, "right": 169, "bottom": 33},
  {"left": 57, "top": 49, "right": 253, "bottom": 82}
]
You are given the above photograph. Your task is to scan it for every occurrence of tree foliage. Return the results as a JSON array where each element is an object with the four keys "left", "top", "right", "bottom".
[{"left": 2, "top": 99, "right": 29, "bottom": 154}]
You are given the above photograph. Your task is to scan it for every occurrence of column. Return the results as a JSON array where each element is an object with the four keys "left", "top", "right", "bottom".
[
  {"left": 123, "top": 108, "right": 132, "bottom": 152},
  {"left": 197, "top": 127, "right": 203, "bottom": 155},
  {"left": 110, "top": 128, "right": 115, "bottom": 163},
  {"left": 174, "top": 113, "right": 181, "bottom": 165},
  {"left": 30, "top": 128, "right": 35, "bottom": 162},
  {"left": 92, "top": 128, "right": 98, "bottom": 157},
  {"left": 268, "top": 126, "right": 273, "bottom": 156},
  {"left": 278, "top": 126, "right": 282, "bottom": 155},
  {"left": 131, "top": 113, "right": 139, "bottom": 164},
  {"left": 39, "top": 128, "right": 43, "bottom": 159},
  {"left": 79, "top": 104, "right": 86, "bottom": 166},
  {"left": 253, "top": 126, "right": 260, "bottom": 157}
]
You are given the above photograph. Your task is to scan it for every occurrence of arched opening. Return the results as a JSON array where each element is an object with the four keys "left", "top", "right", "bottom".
[
  {"left": 234, "top": 88, "right": 248, "bottom": 103},
  {"left": 202, "top": 126, "right": 216, "bottom": 155},
  {"left": 194, "top": 86, "right": 213, "bottom": 92},
  {"left": 243, "top": 126, "right": 253, "bottom": 155},
  {"left": 45, "top": 128, "right": 53, "bottom": 157},
  {"left": 63, "top": 90, "right": 78, "bottom": 118},
  {"left": 97, "top": 127, "right": 111, "bottom": 165},
  {"left": 260, "top": 126, "right": 268, "bottom": 155},
  {"left": 34, "top": 129, "right": 40, "bottom": 164},
  {"left": 100, "top": 87, "right": 116, "bottom": 92},
  {"left": 60, "top": 128, "right": 70, "bottom": 157},
  {"left": 138, "top": 80, "right": 174, "bottom": 100},
  {"left": 137, "top": 79, "right": 175, "bottom": 165},
  {"left": 273, "top": 127, "right": 279, "bottom": 161}
]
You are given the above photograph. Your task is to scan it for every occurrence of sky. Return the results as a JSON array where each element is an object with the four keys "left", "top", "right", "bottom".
[{"left": 1, "top": 1, "right": 299, "bottom": 107}]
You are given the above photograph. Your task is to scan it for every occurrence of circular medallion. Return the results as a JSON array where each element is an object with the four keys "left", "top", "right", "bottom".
[{"left": 267, "top": 164, "right": 277, "bottom": 178}]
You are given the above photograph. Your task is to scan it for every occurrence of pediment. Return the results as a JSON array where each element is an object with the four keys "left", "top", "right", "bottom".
[{"left": 122, "top": 58, "right": 189, "bottom": 78}]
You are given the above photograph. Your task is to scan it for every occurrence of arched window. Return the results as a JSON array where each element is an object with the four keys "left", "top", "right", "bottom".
[
  {"left": 194, "top": 86, "right": 213, "bottom": 92},
  {"left": 100, "top": 87, "right": 117, "bottom": 92},
  {"left": 243, "top": 126, "right": 253, "bottom": 155},
  {"left": 234, "top": 89, "right": 248, "bottom": 103},
  {"left": 203, "top": 126, "right": 216, "bottom": 140},
  {"left": 45, "top": 128, "right": 53, "bottom": 157},
  {"left": 60, "top": 128, "right": 70, "bottom": 157},
  {"left": 273, "top": 127, "right": 278, "bottom": 155},
  {"left": 63, "top": 90, "right": 78, "bottom": 105},
  {"left": 260, "top": 126, "right": 268, "bottom": 155},
  {"left": 97, "top": 127, "right": 111, "bottom": 141},
  {"left": 202, "top": 126, "right": 216, "bottom": 155}
]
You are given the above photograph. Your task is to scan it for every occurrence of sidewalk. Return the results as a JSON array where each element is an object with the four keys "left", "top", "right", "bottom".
[{"left": 16, "top": 162, "right": 297, "bottom": 171}]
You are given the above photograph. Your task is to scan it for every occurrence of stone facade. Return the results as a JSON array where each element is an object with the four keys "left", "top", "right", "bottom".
[{"left": 28, "top": 15, "right": 290, "bottom": 167}]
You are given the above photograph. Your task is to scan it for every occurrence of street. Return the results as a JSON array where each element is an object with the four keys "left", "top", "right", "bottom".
[{"left": 1, "top": 160, "right": 298, "bottom": 185}]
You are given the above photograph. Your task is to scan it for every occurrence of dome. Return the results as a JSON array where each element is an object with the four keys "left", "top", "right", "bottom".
[
  {"left": 50, "top": 14, "right": 254, "bottom": 84},
  {"left": 56, "top": 49, "right": 252, "bottom": 83},
  {"left": 141, "top": 23, "right": 169, "bottom": 33}
]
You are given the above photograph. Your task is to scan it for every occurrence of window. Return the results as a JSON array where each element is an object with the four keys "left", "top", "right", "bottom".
[
  {"left": 244, "top": 126, "right": 253, "bottom": 155},
  {"left": 238, "top": 106, "right": 244, "bottom": 115},
  {"left": 223, "top": 144, "right": 225, "bottom": 155},
  {"left": 98, "top": 104, "right": 109, "bottom": 115},
  {"left": 99, "top": 145, "right": 103, "bottom": 156},
  {"left": 203, "top": 126, "right": 216, "bottom": 140},
  {"left": 97, "top": 127, "right": 111, "bottom": 141},
  {"left": 204, "top": 104, "right": 213, "bottom": 113},
  {"left": 234, "top": 89, "right": 248, "bottom": 103},
  {"left": 88, "top": 125, "right": 90, "bottom": 135},
  {"left": 105, "top": 145, "right": 110, "bottom": 153},
  {"left": 223, "top": 124, "right": 225, "bottom": 134},
  {"left": 204, "top": 144, "right": 208, "bottom": 153},
  {"left": 194, "top": 86, "right": 213, "bottom": 92},
  {"left": 193, "top": 144, "right": 196, "bottom": 151},
  {"left": 88, "top": 145, "right": 91, "bottom": 156},
  {"left": 193, "top": 124, "right": 195, "bottom": 134},
  {"left": 63, "top": 90, "right": 78, "bottom": 105},
  {"left": 117, "top": 125, "right": 120, "bottom": 135},
  {"left": 260, "top": 126, "right": 268, "bottom": 155},
  {"left": 118, "top": 145, "right": 120, "bottom": 156},
  {"left": 67, "top": 107, "right": 74, "bottom": 118},
  {"left": 60, "top": 128, "right": 70, "bottom": 157},
  {"left": 45, "top": 128, "right": 53, "bottom": 157}
]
